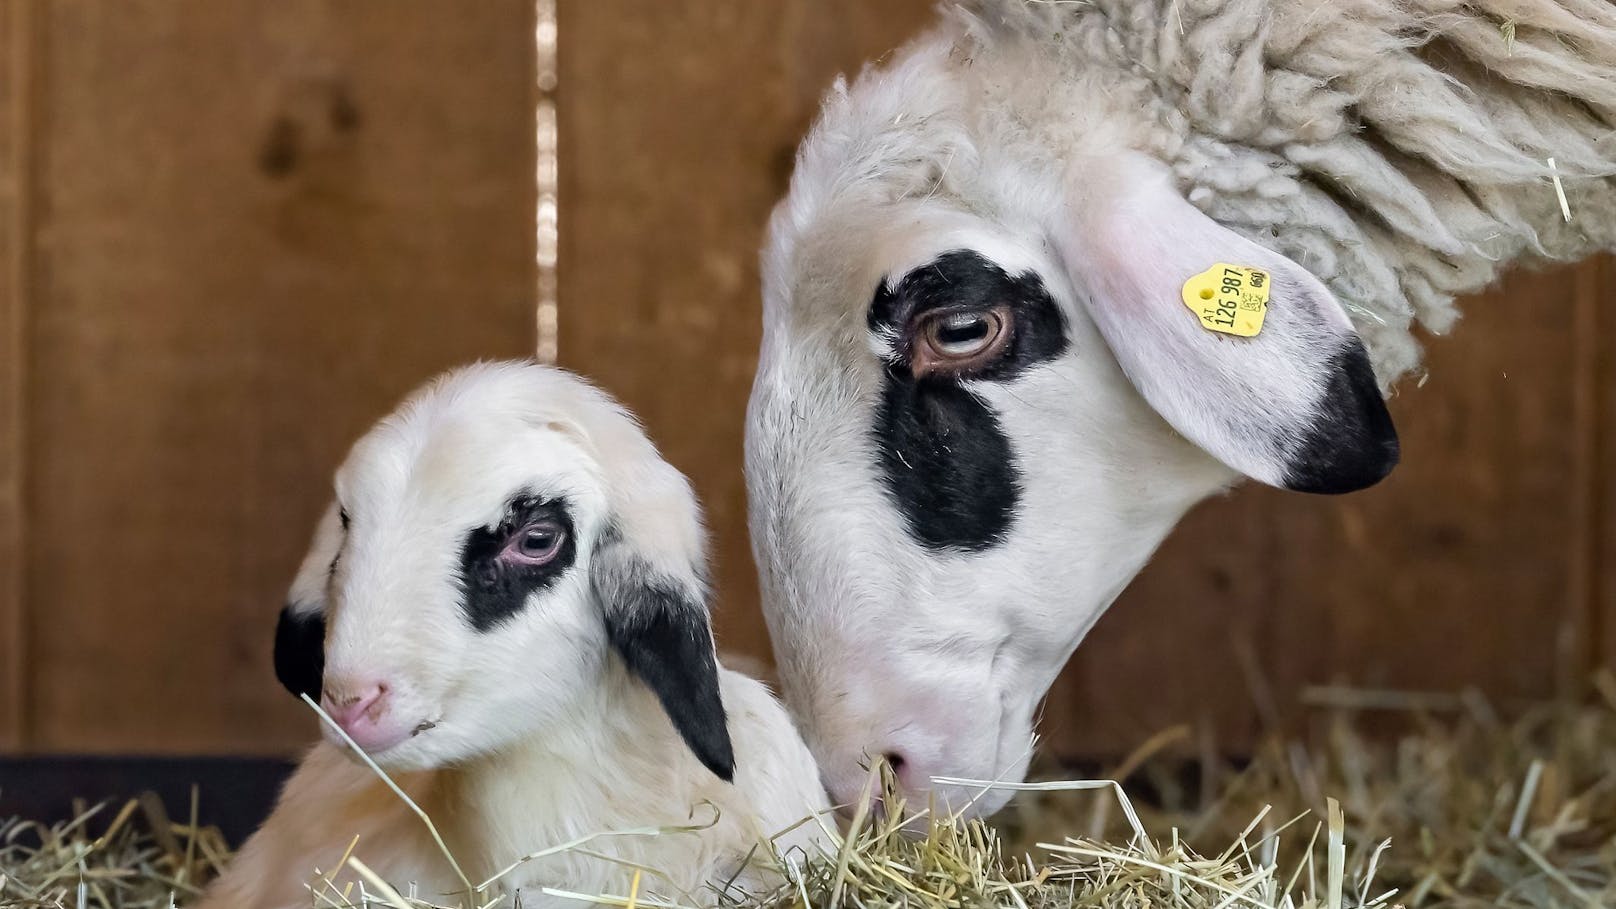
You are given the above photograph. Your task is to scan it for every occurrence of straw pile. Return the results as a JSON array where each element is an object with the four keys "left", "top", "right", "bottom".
[
  {"left": 0, "top": 791, "right": 227, "bottom": 909},
  {"left": 5, "top": 680, "right": 1615, "bottom": 909}
]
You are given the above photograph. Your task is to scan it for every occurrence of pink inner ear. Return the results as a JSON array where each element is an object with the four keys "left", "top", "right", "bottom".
[
  {"left": 1067, "top": 161, "right": 1350, "bottom": 328},
  {"left": 1050, "top": 155, "right": 1374, "bottom": 489}
]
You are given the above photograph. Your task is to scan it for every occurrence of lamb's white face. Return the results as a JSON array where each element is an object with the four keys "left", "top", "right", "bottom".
[
  {"left": 314, "top": 413, "right": 607, "bottom": 769},
  {"left": 748, "top": 204, "right": 1232, "bottom": 816},
  {"left": 275, "top": 364, "right": 736, "bottom": 779}
]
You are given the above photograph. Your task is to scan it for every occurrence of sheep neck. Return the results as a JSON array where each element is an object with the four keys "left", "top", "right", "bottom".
[{"left": 437, "top": 658, "right": 710, "bottom": 888}]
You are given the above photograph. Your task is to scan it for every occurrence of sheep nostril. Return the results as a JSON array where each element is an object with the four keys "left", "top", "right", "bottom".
[
  {"left": 881, "top": 752, "right": 909, "bottom": 786},
  {"left": 322, "top": 681, "right": 390, "bottom": 729}
]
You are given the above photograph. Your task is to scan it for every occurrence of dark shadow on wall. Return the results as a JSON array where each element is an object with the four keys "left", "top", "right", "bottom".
[{"left": 0, "top": 757, "right": 294, "bottom": 845}]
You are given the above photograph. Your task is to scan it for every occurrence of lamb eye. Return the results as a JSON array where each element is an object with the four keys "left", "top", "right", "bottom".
[
  {"left": 913, "top": 305, "right": 1013, "bottom": 377},
  {"left": 506, "top": 522, "right": 565, "bottom": 565}
]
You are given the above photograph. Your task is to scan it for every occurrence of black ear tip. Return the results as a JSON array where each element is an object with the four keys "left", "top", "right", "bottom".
[
  {"left": 605, "top": 598, "right": 739, "bottom": 783},
  {"left": 697, "top": 734, "right": 737, "bottom": 783},
  {"left": 273, "top": 604, "right": 326, "bottom": 699},
  {"left": 667, "top": 690, "right": 736, "bottom": 782},
  {"left": 671, "top": 712, "right": 736, "bottom": 783},
  {"left": 1283, "top": 340, "right": 1400, "bottom": 495}
]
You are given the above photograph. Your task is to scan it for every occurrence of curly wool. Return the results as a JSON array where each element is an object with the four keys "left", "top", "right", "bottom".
[{"left": 826, "top": 0, "right": 1616, "bottom": 384}]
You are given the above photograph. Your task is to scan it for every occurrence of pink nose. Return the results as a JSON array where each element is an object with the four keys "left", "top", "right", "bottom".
[{"left": 322, "top": 682, "right": 396, "bottom": 749}]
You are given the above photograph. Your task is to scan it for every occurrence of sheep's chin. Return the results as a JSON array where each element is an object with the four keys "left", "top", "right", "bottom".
[
  {"left": 353, "top": 739, "right": 438, "bottom": 772},
  {"left": 327, "top": 722, "right": 467, "bottom": 772}
]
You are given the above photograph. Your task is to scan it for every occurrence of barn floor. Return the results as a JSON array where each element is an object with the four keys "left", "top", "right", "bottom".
[{"left": 4, "top": 682, "right": 1614, "bottom": 909}]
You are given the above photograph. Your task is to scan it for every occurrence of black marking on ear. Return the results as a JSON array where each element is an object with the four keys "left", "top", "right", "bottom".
[
  {"left": 592, "top": 534, "right": 734, "bottom": 782},
  {"left": 1282, "top": 339, "right": 1400, "bottom": 494},
  {"left": 868, "top": 250, "right": 1068, "bottom": 552},
  {"left": 457, "top": 495, "right": 577, "bottom": 632},
  {"left": 273, "top": 605, "right": 326, "bottom": 699},
  {"left": 604, "top": 585, "right": 735, "bottom": 782}
]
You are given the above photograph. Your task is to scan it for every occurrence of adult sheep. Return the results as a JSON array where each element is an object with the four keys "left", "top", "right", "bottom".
[{"left": 747, "top": 0, "right": 1616, "bottom": 817}]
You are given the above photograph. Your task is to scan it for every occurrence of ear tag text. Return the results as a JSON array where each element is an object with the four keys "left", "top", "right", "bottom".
[{"left": 1181, "top": 264, "right": 1270, "bottom": 337}]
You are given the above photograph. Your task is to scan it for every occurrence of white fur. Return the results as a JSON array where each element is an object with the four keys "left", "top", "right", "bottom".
[
  {"left": 200, "top": 362, "right": 826, "bottom": 909},
  {"left": 749, "top": 0, "right": 1616, "bottom": 815}
]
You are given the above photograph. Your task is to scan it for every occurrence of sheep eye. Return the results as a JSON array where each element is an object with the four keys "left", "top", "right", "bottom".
[
  {"left": 933, "top": 312, "right": 993, "bottom": 351},
  {"left": 505, "top": 521, "right": 565, "bottom": 565},
  {"left": 912, "top": 305, "right": 1013, "bottom": 378}
]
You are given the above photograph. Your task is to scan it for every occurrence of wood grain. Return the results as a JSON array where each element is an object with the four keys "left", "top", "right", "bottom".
[
  {"left": 1590, "top": 256, "right": 1616, "bottom": 673},
  {"left": 25, "top": 0, "right": 534, "bottom": 753},
  {"left": 1051, "top": 492, "right": 1281, "bottom": 757},
  {"left": 558, "top": 0, "right": 935, "bottom": 662},
  {"left": 1570, "top": 256, "right": 1604, "bottom": 681},
  {"left": 1269, "top": 266, "right": 1592, "bottom": 710},
  {"left": 0, "top": 0, "right": 33, "bottom": 751}
]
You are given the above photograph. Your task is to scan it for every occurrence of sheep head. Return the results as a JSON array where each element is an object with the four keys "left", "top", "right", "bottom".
[
  {"left": 274, "top": 362, "right": 733, "bottom": 780},
  {"left": 749, "top": 0, "right": 1616, "bottom": 816}
]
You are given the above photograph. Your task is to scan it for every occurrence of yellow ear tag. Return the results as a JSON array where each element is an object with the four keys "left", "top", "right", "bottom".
[{"left": 1180, "top": 264, "right": 1270, "bottom": 337}]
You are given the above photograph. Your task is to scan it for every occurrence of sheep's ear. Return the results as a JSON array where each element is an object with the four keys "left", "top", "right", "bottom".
[
  {"left": 1050, "top": 155, "right": 1398, "bottom": 493},
  {"left": 274, "top": 501, "right": 342, "bottom": 699},
  {"left": 275, "top": 605, "right": 326, "bottom": 699},
  {"left": 591, "top": 526, "right": 735, "bottom": 782}
]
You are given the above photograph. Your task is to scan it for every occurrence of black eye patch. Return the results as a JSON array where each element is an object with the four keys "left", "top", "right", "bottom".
[
  {"left": 457, "top": 495, "right": 577, "bottom": 631},
  {"left": 868, "top": 250, "right": 1068, "bottom": 552}
]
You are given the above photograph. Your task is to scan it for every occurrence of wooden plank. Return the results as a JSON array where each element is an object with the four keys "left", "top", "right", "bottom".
[
  {"left": 1588, "top": 256, "right": 1616, "bottom": 674},
  {"left": 27, "top": 0, "right": 535, "bottom": 754},
  {"left": 1269, "top": 266, "right": 1590, "bottom": 710},
  {"left": 1571, "top": 255, "right": 1604, "bottom": 682},
  {"left": 0, "top": 0, "right": 33, "bottom": 752},
  {"left": 558, "top": 0, "right": 934, "bottom": 663},
  {"left": 1050, "top": 492, "right": 1280, "bottom": 758}
]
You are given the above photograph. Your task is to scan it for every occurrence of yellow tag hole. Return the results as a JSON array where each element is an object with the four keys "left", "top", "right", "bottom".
[{"left": 1198, "top": 287, "right": 1214, "bottom": 300}]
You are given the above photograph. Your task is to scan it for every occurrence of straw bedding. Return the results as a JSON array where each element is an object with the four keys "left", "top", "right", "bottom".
[{"left": 5, "top": 680, "right": 1615, "bottom": 909}]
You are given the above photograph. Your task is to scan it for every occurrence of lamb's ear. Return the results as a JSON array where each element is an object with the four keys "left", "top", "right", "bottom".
[
  {"left": 1050, "top": 156, "right": 1398, "bottom": 493},
  {"left": 274, "top": 501, "right": 342, "bottom": 699},
  {"left": 592, "top": 525, "right": 735, "bottom": 782}
]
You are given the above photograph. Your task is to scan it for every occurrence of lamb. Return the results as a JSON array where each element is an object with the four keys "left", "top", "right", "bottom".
[
  {"left": 199, "top": 361, "right": 826, "bottom": 909},
  {"left": 745, "top": 0, "right": 1616, "bottom": 816}
]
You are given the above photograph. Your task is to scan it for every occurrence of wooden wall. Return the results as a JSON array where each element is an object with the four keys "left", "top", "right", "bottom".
[
  {"left": 1, "top": 0, "right": 26, "bottom": 755},
  {"left": 0, "top": 0, "right": 536, "bottom": 753},
  {"left": 1, "top": 0, "right": 1612, "bottom": 759},
  {"left": 557, "top": 0, "right": 939, "bottom": 666}
]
